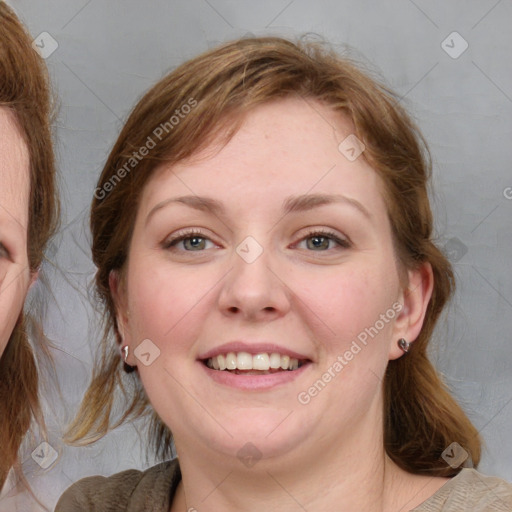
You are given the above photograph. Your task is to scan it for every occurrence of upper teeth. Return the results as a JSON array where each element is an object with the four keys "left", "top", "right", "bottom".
[{"left": 206, "top": 352, "right": 300, "bottom": 371}]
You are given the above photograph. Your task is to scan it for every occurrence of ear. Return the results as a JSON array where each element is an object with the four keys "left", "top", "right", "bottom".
[
  {"left": 388, "top": 261, "right": 434, "bottom": 360},
  {"left": 109, "top": 269, "right": 131, "bottom": 346}
]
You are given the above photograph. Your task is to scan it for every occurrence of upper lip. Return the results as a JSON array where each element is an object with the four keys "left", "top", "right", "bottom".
[{"left": 198, "top": 341, "right": 313, "bottom": 361}]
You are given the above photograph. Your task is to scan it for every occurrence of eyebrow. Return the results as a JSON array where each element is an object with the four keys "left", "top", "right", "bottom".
[{"left": 145, "top": 193, "right": 372, "bottom": 226}]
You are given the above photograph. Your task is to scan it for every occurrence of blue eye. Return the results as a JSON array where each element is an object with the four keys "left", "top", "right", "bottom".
[
  {"left": 163, "top": 229, "right": 215, "bottom": 252},
  {"left": 298, "top": 229, "right": 351, "bottom": 251}
]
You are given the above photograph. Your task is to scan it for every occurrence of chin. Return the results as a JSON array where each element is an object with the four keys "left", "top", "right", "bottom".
[{"left": 183, "top": 408, "right": 310, "bottom": 464}]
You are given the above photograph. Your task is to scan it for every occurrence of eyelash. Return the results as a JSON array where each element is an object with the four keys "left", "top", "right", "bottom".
[{"left": 162, "top": 228, "right": 351, "bottom": 253}]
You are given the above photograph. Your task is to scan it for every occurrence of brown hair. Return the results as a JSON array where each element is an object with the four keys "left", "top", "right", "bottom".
[
  {"left": 0, "top": 0, "right": 59, "bottom": 492},
  {"left": 67, "top": 36, "right": 480, "bottom": 476}
]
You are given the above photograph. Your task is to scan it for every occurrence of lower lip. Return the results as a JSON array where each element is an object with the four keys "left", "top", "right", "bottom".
[{"left": 199, "top": 361, "right": 312, "bottom": 390}]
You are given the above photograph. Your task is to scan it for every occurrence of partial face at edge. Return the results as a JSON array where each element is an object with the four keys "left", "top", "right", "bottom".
[
  {"left": 113, "top": 97, "right": 431, "bottom": 463},
  {"left": 0, "top": 108, "right": 31, "bottom": 358}
]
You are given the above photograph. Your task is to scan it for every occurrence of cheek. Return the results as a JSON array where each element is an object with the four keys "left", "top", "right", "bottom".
[
  {"left": 292, "top": 262, "right": 398, "bottom": 348},
  {"left": 292, "top": 265, "right": 399, "bottom": 415},
  {"left": 126, "top": 259, "right": 215, "bottom": 350}
]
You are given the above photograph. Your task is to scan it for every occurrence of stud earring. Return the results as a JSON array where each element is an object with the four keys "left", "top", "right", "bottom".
[{"left": 398, "top": 338, "right": 411, "bottom": 353}]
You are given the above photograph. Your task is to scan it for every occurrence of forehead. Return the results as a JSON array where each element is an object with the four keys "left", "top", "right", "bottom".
[
  {"left": 0, "top": 107, "right": 30, "bottom": 233},
  {"left": 141, "top": 98, "right": 386, "bottom": 217}
]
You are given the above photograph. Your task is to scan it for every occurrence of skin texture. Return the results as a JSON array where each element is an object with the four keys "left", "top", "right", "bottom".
[
  {"left": 0, "top": 107, "right": 31, "bottom": 358},
  {"left": 113, "top": 98, "right": 449, "bottom": 511}
]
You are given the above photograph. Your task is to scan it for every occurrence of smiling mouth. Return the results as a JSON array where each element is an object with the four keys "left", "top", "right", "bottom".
[{"left": 202, "top": 351, "right": 309, "bottom": 374}]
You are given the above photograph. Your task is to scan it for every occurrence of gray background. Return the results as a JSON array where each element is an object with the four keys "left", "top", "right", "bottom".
[{"left": 2, "top": 1, "right": 511, "bottom": 510}]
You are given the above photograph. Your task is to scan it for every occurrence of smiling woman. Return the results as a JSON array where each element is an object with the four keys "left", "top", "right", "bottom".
[
  {"left": 57, "top": 36, "right": 512, "bottom": 511},
  {"left": 0, "top": 0, "right": 59, "bottom": 505}
]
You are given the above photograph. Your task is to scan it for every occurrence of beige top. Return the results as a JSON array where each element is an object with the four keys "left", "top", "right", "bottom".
[
  {"left": 55, "top": 458, "right": 512, "bottom": 511},
  {"left": 412, "top": 467, "right": 512, "bottom": 511}
]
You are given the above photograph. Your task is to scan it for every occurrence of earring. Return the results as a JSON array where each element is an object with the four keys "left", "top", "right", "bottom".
[
  {"left": 398, "top": 338, "right": 411, "bottom": 353},
  {"left": 121, "top": 345, "right": 136, "bottom": 373},
  {"left": 121, "top": 345, "right": 129, "bottom": 363}
]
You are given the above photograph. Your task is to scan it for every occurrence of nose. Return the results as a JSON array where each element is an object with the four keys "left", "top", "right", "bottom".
[{"left": 217, "top": 242, "right": 291, "bottom": 322}]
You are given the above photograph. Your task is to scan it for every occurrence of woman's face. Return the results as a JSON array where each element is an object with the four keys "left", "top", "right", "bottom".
[
  {"left": 0, "top": 108, "right": 31, "bottom": 358},
  {"left": 116, "top": 98, "right": 431, "bottom": 465}
]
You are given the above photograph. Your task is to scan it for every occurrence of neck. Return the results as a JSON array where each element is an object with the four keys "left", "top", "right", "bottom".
[{"left": 172, "top": 424, "right": 421, "bottom": 512}]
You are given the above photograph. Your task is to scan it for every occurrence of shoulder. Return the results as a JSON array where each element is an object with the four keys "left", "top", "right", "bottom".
[
  {"left": 413, "top": 468, "right": 512, "bottom": 511},
  {"left": 55, "top": 459, "right": 180, "bottom": 512}
]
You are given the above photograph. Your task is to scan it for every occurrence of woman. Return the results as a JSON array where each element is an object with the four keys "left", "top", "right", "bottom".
[
  {"left": 57, "top": 37, "right": 512, "bottom": 511},
  {"left": 0, "top": 0, "right": 59, "bottom": 503}
]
